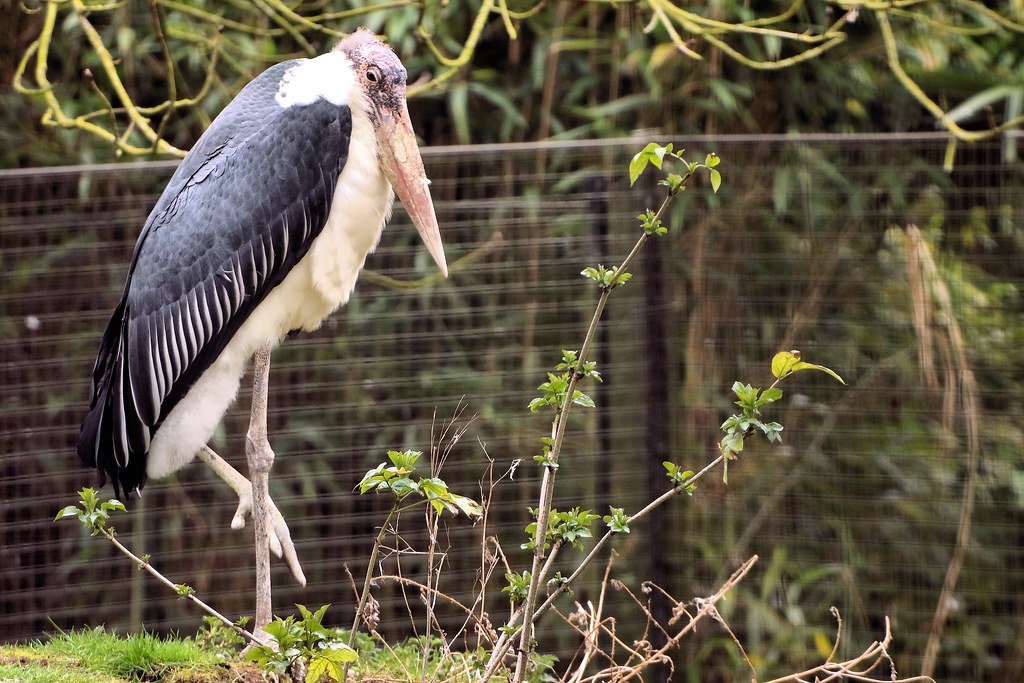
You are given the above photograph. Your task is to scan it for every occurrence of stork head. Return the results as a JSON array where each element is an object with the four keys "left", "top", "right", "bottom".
[{"left": 334, "top": 30, "right": 448, "bottom": 277}]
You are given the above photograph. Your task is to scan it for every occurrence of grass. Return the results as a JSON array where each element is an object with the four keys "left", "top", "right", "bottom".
[
  {"left": 0, "top": 627, "right": 263, "bottom": 683},
  {"left": 0, "top": 626, "right": 490, "bottom": 682}
]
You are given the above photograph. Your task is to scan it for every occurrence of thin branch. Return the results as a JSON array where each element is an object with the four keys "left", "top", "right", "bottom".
[
  {"left": 876, "top": 9, "right": 1024, "bottom": 142},
  {"left": 70, "top": 0, "right": 183, "bottom": 155},
  {"left": 348, "top": 506, "right": 400, "bottom": 647},
  {"left": 409, "top": 0, "right": 495, "bottom": 97},
  {"left": 612, "top": 555, "right": 760, "bottom": 683},
  {"left": 101, "top": 528, "right": 269, "bottom": 648}
]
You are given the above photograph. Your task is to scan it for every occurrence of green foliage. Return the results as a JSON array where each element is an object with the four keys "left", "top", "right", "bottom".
[
  {"left": 357, "top": 449, "right": 482, "bottom": 518},
  {"left": 495, "top": 142, "right": 752, "bottom": 680},
  {"left": 523, "top": 507, "right": 601, "bottom": 551},
  {"left": 662, "top": 462, "right": 697, "bottom": 495},
  {"left": 602, "top": 506, "right": 631, "bottom": 534},
  {"left": 503, "top": 571, "right": 532, "bottom": 606},
  {"left": 771, "top": 349, "right": 846, "bottom": 384},
  {"left": 10, "top": 0, "right": 1024, "bottom": 169},
  {"left": 638, "top": 209, "right": 667, "bottom": 236},
  {"left": 54, "top": 488, "right": 125, "bottom": 536},
  {"left": 581, "top": 264, "right": 632, "bottom": 289},
  {"left": 630, "top": 144, "right": 723, "bottom": 195},
  {"left": 529, "top": 371, "right": 597, "bottom": 414},
  {"left": 718, "top": 352, "right": 845, "bottom": 483},
  {"left": 194, "top": 616, "right": 248, "bottom": 660},
  {"left": 556, "top": 349, "right": 601, "bottom": 382},
  {"left": 629, "top": 142, "right": 674, "bottom": 186},
  {"left": 529, "top": 652, "right": 559, "bottom": 683},
  {"left": 244, "top": 604, "right": 356, "bottom": 681},
  {"left": 723, "top": 382, "right": 785, "bottom": 449},
  {"left": 174, "top": 584, "right": 196, "bottom": 600}
]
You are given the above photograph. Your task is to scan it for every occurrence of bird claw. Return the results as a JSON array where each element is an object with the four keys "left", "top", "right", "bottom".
[{"left": 231, "top": 489, "right": 307, "bottom": 587}]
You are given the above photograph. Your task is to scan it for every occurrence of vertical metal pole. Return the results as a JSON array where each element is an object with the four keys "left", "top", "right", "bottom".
[
  {"left": 642, "top": 175, "right": 672, "bottom": 683},
  {"left": 589, "top": 175, "right": 613, "bottom": 514}
]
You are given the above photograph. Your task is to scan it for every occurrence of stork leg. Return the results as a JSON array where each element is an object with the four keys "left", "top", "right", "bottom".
[
  {"left": 195, "top": 445, "right": 306, "bottom": 585},
  {"left": 246, "top": 343, "right": 276, "bottom": 633}
]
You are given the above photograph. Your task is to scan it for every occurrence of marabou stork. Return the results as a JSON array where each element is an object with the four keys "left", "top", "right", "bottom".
[{"left": 77, "top": 29, "right": 446, "bottom": 629}]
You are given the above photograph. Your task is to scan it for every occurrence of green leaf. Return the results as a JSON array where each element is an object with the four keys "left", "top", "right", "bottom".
[
  {"left": 762, "top": 422, "right": 784, "bottom": 443},
  {"left": 720, "top": 431, "right": 744, "bottom": 459},
  {"left": 503, "top": 571, "right": 531, "bottom": 603},
  {"left": 321, "top": 643, "right": 358, "bottom": 663},
  {"left": 557, "top": 349, "right": 578, "bottom": 370},
  {"left": 54, "top": 505, "right": 81, "bottom": 522},
  {"left": 572, "top": 391, "right": 595, "bottom": 408},
  {"left": 663, "top": 461, "right": 695, "bottom": 488},
  {"left": 638, "top": 208, "right": 666, "bottom": 235},
  {"left": 659, "top": 173, "right": 685, "bottom": 195},
  {"left": 449, "top": 493, "right": 484, "bottom": 518},
  {"left": 603, "top": 506, "right": 631, "bottom": 533},
  {"left": 771, "top": 350, "right": 846, "bottom": 384},
  {"left": 629, "top": 142, "right": 672, "bottom": 186},
  {"left": 629, "top": 144, "right": 655, "bottom": 186},
  {"left": 731, "top": 381, "right": 758, "bottom": 409},
  {"left": 307, "top": 656, "right": 333, "bottom": 683},
  {"left": 710, "top": 168, "right": 722, "bottom": 193},
  {"left": 312, "top": 649, "right": 356, "bottom": 682},
  {"left": 386, "top": 449, "right": 420, "bottom": 472}
]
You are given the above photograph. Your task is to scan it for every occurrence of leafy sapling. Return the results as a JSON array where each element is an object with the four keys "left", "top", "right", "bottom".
[
  {"left": 357, "top": 449, "right": 482, "bottom": 517},
  {"left": 55, "top": 488, "right": 268, "bottom": 648},
  {"left": 244, "top": 604, "right": 356, "bottom": 682},
  {"left": 350, "top": 449, "right": 482, "bottom": 651},
  {"left": 55, "top": 486, "right": 125, "bottom": 535},
  {"left": 501, "top": 143, "right": 724, "bottom": 683}
]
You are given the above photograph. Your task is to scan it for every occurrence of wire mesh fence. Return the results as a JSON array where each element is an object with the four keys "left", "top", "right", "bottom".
[{"left": 2, "top": 134, "right": 1022, "bottom": 681}]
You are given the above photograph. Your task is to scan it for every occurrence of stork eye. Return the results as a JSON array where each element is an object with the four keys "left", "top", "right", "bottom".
[{"left": 366, "top": 66, "right": 382, "bottom": 84}]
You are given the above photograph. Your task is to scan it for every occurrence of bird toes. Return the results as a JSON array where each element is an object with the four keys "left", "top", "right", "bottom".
[
  {"left": 268, "top": 505, "right": 306, "bottom": 586},
  {"left": 231, "top": 494, "right": 253, "bottom": 530}
]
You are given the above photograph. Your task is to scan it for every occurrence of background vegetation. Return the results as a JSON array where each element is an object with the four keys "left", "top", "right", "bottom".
[{"left": 3, "top": 1, "right": 1024, "bottom": 682}]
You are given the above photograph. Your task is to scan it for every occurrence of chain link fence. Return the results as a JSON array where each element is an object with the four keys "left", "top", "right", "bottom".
[{"left": 2, "top": 135, "right": 1022, "bottom": 681}]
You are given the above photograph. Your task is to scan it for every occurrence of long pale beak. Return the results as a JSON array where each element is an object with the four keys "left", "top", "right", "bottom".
[{"left": 377, "top": 101, "right": 448, "bottom": 278}]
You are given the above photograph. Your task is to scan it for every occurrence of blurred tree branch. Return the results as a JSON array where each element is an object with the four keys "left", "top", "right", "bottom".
[{"left": 13, "top": 0, "right": 1024, "bottom": 159}]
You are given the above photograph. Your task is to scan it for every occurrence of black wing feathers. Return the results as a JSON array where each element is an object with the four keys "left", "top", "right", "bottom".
[{"left": 78, "top": 60, "right": 353, "bottom": 497}]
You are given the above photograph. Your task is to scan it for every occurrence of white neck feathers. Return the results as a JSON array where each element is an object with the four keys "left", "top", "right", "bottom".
[{"left": 275, "top": 52, "right": 358, "bottom": 108}]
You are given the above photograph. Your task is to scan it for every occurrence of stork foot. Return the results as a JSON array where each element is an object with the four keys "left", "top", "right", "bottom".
[
  {"left": 231, "top": 486, "right": 306, "bottom": 586},
  {"left": 196, "top": 445, "right": 306, "bottom": 586}
]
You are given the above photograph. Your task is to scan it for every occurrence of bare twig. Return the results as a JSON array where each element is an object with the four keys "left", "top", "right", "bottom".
[
  {"left": 613, "top": 555, "right": 760, "bottom": 683},
  {"left": 99, "top": 527, "right": 269, "bottom": 648},
  {"left": 763, "top": 611, "right": 936, "bottom": 683}
]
